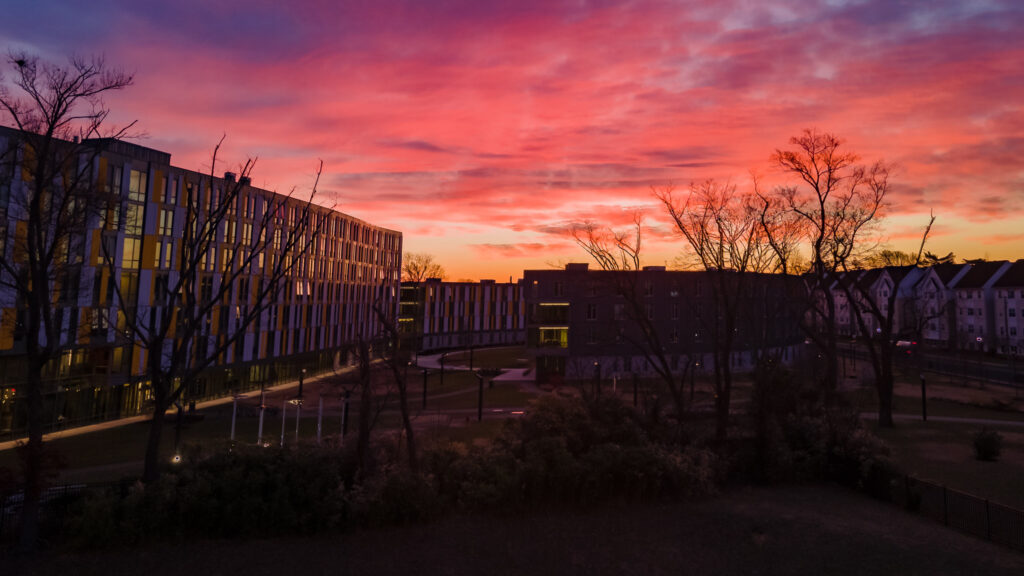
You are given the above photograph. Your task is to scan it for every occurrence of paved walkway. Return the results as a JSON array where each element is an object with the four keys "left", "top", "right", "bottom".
[
  {"left": 860, "top": 412, "right": 1024, "bottom": 428},
  {"left": 0, "top": 372, "right": 324, "bottom": 453},
  {"left": 0, "top": 350, "right": 533, "bottom": 453}
]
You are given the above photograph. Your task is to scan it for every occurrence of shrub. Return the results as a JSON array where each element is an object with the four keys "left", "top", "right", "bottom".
[{"left": 973, "top": 428, "right": 1003, "bottom": 461}]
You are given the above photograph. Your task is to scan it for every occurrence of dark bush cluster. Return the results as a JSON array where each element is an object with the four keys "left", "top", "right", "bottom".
[
  {"left": 54, "top": 396, "right": 718, "bottom": 548},
  {"left": 428, "top": 397, "right": 717, "bottom": 510},
  {"left": 973, "top": 428, "right": 1003, "bottom": 461}
]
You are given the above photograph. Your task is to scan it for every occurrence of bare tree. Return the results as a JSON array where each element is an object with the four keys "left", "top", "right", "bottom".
[
  {"left": 657, "top": 180, "right": 781, "bottom": 443},
  {"left": 572, "top": 216, "right": 692, "bottom": 426},
  {"left": 922, "top": 251, "right": 955, "bottom": 266},
  {"left": 770, "top": 129, "right": 887, "bottom": 397},
  {"left": 0, "top": 51, "right": 133, "bottom": 552},
  {"left": 102, "top": 139, "right": 326, "bottom": 482},
  {"left": 857, "top": 249, "right": 918, "bottom": 269},
  {"left": 402, "top": 252, "right": 445, "bottom": 282},
  {"left": 373, "top": 301, "right": 418, "bottom": 473},
  {"left": 840, "top": 215, "right": 935, "bottom": 427}
]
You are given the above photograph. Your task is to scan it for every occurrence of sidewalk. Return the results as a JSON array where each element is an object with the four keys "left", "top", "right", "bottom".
[
  {"left": 0, "top": 372, "right": 323, "bottom": 453},
  {"left": 860, "top": 412, "right": 1024, "bottom": 428}
]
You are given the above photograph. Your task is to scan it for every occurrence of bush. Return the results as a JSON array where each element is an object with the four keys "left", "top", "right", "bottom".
[
  {"left": 56, "top": 395, "right": 722, "bottom": 549},
  {"left": 973, "top": 428, "right": 1003, "bottom": 461}
]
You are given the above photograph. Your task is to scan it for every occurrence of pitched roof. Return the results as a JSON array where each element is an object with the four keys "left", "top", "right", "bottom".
[
  {"left": 992, "top": 260, "right": 1024, "bottom": 288},
  {"left": 931, "top": 263, "right": 969, "bottom": 283},
  {"left": 953, "top": 261, "right": 1010, "bottom": 289}
]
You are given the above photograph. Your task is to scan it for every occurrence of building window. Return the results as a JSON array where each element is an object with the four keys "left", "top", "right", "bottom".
[
  {"left": 586, "top": 303, "right": 597, "bottom": 321},
  {"left": 158, "top": 208, "right": 174, "bottom": 236},
  {"left": 128, "top": 169, "right": 147, "bottom": 202},
  {"left": 121, "top": 237, "right": 141, "bottom": 268},
  {"left": 124, "top": 203, "right": 143, "bottom": 235}
]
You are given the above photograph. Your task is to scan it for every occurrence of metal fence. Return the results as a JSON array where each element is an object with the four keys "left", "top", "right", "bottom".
[{"left": 880, "top": 473, "right": 1024, "bottom": 551}]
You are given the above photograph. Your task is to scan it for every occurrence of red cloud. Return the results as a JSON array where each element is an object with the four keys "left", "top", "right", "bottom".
[{"left": 5, "top": 0, "right": 1023, "bottom": 279}]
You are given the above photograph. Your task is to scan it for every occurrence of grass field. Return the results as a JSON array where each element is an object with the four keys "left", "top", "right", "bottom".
[
  {"left": 841, "top": 375, "right": 1024, "bottom": 509},
  {"left": 15, "top": 484, "right": 1024, "bottom": 576}
]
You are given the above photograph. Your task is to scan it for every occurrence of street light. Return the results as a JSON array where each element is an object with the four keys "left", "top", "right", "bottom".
[
  {"left": 421, "top": 368, "right": 430, "bottom": 409},
  {"left": 298, "top": 368, "right": 307, "bottom": 399},
  {"left": 473, "top": 370, "right": 485, "bottom": 421},
  {"left": 593, "top": 361, "right": 601, "bottom": 399}
]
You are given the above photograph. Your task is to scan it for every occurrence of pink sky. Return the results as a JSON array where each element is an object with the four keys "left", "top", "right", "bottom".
[{"left": 2, "top": 1, "right": 1022, "bottom": 280}]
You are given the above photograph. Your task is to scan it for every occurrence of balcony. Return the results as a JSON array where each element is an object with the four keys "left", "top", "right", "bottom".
[
  {"left": 537, "top": 327, "right": 569, "bottom": 348},
  {"left": 531, "top": 302, "right": 570, "bottom": 324}
]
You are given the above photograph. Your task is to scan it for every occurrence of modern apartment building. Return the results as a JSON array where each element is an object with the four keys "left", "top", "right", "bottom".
[
  {"left": 399, "top": 278, "right": 525, "bottom": 352},
  {"left": 523, "top": 264, "right": 804, "bottom": 384},
  {"left": 0, "top": 127, "right": 401, "bottom": 435}
]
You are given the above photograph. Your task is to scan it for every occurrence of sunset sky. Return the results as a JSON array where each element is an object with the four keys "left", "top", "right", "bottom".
[{"left": 2, "top": 0, "right": 1022, "bottom": 281}]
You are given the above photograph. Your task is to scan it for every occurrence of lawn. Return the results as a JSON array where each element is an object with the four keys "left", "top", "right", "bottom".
[
  {"left": 16, "top": 484, "right": 1024, "bottom": 576},
  {"left": 873, "top": 421, "right": 1024, "bottom": 509}
]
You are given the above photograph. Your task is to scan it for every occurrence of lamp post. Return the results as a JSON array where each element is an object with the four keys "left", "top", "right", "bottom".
[
  {"left": 920, "top": 373, "right": 928, "bottom": 421},
  {"left": 421, "top": 368, "right": 429, "bottom": 409},
  {"left": 977, "top": 336, "right": 985, "bottom": 385},
  {"left": 316, "top": 395, "right": 323, "bottom": 444},
  {"left": 474, "top": 370, "right": 484, "bottom": 421},
  {"left": 257, "top": 383, "right": 266, "bottom": 446},
  {"left": 298, "top": 368, "right": 307, "bottom": 399},
  {"left": 230, "top": 393, "right": 239, "bottom": 443},
  {"left": 280, "top": 397, "right": 286, "bottom": 447},
  {"left": 341, "top": 388, "right": 351, "bottom": 439},
  {"left": 593, "top": 361, "right": 601, "bottom": 399},
  {"left": 691, "top": 361, "right": 699, "bottom": 402}
]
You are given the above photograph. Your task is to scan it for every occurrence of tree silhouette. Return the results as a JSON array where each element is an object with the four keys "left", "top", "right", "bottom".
[
  {"left": 0, "top": 51, "right": 133, "bottom": 552},
  {"left": 103, "top": 140, "right": 325, "bottom": 482},
  {"left": 402, "top": 252, "right": 445, "bottom": 282}
]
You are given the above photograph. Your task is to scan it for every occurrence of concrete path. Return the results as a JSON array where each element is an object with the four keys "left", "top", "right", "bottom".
[
  {"left": 860, "top": 412, "right": 1024, "bottom": 428},
  {"left": 0, "top": 372, "right": 325, "bottom": 453}
]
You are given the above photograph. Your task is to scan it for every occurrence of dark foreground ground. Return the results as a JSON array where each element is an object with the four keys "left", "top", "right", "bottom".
[{"left": 10, "top": 484, "right": 1024, "bottom": 576}]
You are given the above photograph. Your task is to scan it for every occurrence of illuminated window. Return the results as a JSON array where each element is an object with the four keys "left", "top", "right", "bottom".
[
  {"left": 158, "top": 208, "right": 174, "bottom": 236},
  {"left": 121, "top": 238, "right": 140, "bottom": 268},
  {"left": 128, "top": 170, "right": 147, "bottom": 202}
]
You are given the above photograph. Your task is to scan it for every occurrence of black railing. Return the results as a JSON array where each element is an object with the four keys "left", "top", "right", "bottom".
[{"left": 878, "top": 473, "right": 1024, "bottom": 551}]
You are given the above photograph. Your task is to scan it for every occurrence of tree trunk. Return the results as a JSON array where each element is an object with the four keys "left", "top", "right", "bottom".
[
  {"left": 876, "top": 351, "right": 895, "bottom": 428},
  {"left": 17, "top": 358, "right": 45, "bottom": 554},
  {"left": 356, "top": 343, "right": 373, "bottom": 473},
  {"left": 713, "top": 351, "right": 732, "bottom": 445},
  {"left": 143, "top": 399, "right": 167, "bottom": 483},
  {"left": 396, "top": 375, "right": 418, "bottom": 473}
]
